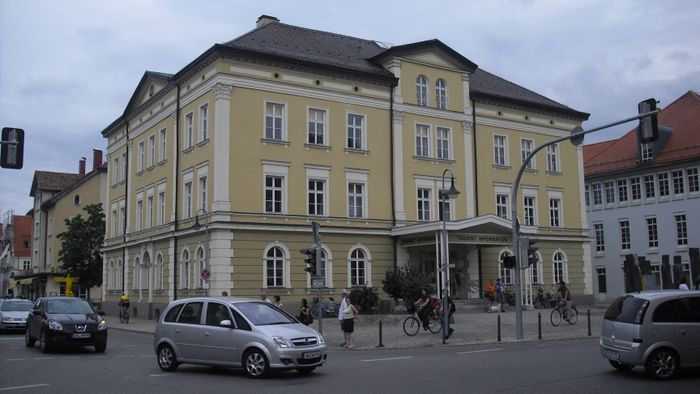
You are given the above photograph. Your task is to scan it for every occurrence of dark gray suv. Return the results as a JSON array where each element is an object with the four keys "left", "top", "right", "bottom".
[{"left": 600, "top": 291, "right": 700, "bottom": 379}]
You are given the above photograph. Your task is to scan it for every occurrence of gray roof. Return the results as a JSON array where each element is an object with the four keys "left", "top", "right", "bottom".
[{"left": 30, "top": 171, "right": 83, "bottom": 197}]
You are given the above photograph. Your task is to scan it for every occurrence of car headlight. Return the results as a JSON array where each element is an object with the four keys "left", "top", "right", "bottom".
[
  {"left": 98, "top": 319, "right": 107, "bottom": 330},
  {"left": 317, "top": 334, "right": 325, "bottom": 344},
  {"left": 1, "top": 316, "right": 10, "bottom": 322},
  {"left": 47, "top": 320, "right": 63, "bottom": 331},
  {"left": 272, "top": 336, "right": 292, "bottom": 348}
]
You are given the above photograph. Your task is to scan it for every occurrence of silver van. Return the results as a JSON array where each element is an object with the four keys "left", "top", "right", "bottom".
[
  {"left": 600, "top": 291, "right": 700, "bottom": 379},
  {"left": 154, "top": 297, "right": 327, "bottom": 378}
]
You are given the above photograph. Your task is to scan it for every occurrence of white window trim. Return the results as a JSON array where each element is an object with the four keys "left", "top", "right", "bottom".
[
  {"left": 306, "top": 166, "right": 330, "bottom": 217},
  {"left": 263, "top": 101, "right": 288, "bottom": 141},
  {"left": 199, "top": 102, "right": 209, "bottom": 143},
  {"left": 548, "top": 190, "right": 563, "bottom": 228},
  {"left": 551, "top": 249, "right": 569, "bottom": 285},
  {"left": 346, "top": 111, "right": 368, "bottom": 151},
  {"left": 262, "top": 242, "right": 291, "bottom": 289},
  {"left": 347, "top": 244, "right": 372, "bottom": 287},
  {"left": 306, "top": 106, "right": 329, "bottom": 146},
  {"left": 435, "top": 79, "right": 448, "bottom": 109},
  {"left": 520, "top": 138, "right": 535, "bottom": 169},
  {"left": 262, "top": 162, "right": 289, "bottom": 214},
  {"left": 346, "top": 170, "right": 369, "bottom": 219},
  {"left": 148, "top": 135, "right": 156, "bottom": 168},
  {"left": 546, "top": 143, "right": 561, "bottom": 173},
  {"left": 184, "top": 112, "right": 194, "bottom": 150},
  {"left": 522, "top": 188, "right": 538, "bottom": 227},
  {"left": 415, "top": 123, "right": 432, "bottom": 158},
  {"left": 493, "top": 133, "right": 509, "bottom": 166},
  {"left": 137, "top": 141, "right": 145, "bottom": 172},
  {"left": 183, "top": 171, "right": 194, "bottom": 219},
  {"left": 436, "top": 126, "right": 452, "bottom": 160},
  {"left": 159, "top": 128, "right": 167, "bottom": 162}
]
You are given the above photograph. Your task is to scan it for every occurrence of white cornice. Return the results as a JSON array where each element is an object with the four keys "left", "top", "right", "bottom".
[
  {"left": 476, "top": 115, "right": 571, "bottom": 137},
  {"left": 394, "top": 103, "right": 469, "bottom": 122}
]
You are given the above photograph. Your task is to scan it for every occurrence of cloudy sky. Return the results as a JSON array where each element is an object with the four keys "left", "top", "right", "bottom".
[{"left": 1, "top": 0, "right": 698, "bottom": 216}]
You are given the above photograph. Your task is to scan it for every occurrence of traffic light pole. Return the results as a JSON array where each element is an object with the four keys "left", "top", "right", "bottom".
[{"left": 510, "top": 109, "right": 658, "bottom": 340}]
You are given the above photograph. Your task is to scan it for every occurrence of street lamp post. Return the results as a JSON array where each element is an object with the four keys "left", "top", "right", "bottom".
[
  {"left": 192, "top": 209, "right": 210, "bottom": 296},
  {"left": 440, "top": 169, "right": 460, "bottom": 344}
]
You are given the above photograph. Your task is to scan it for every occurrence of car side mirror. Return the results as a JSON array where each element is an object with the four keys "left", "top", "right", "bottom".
[{"left": 219, "top": 319, "right": 233, "bottom": 328}]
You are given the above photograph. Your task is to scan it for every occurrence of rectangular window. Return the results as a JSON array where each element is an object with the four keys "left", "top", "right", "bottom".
[
  {"left": 348, "top": 182, "right": 364, "bottom": 218},
  {"left": 347, "top": 114, "right": 364, "bottom": 150},
  {"left": 549, "top": 198, "right": 561, "bottom": 227},
  {"left": 687, "top": 167, "right": 699, "bottom": 193},
  {"left": 496, "top": 194, "right": 509, "bottom": 219},
  {"left": 148, "top": 135, "right": 155, "bottom": 167},
  {"left": 308, "top": 179, "right": 325, "bottom": 216},
  {"left": 644, "top": 175, "right": 655, "bottom": 199},
  {"left": 646, "top": 216, "right": 658, "bottom": 248},
  {"left": 436, "top": 127, "right": 450, "bottom": 160},
  {"left": 147, "top": 195, "right": 154, "bottom": 228},
  {"left": 619, "top": 220, "right": 631, "bottom": 250},
  {"left": 138, "top": 141, "right": 145, "bottom": 172},
  {"left": 617, "top": 179, "right": 628, "bottom": 202},
  {"left": 198, "top": 176, "right": 207, "bottom": 211},
  {"left": 597, "top": 268, "right": 607, "bottom": 293},
  {"left": 675, "top": 214, "right": 688, "bottom": 246},
  {"left": 493, "top": 135, "right": 506, "bottom": 166},
  {"left": 307, "top": 108, "right": 326, "bottom": 145},
  {"left": 658, "top": 172, "right": 669, "bottom": 197},
  {"left": 546, "top": 144, "right": 559, "bottom": 173},
  {"left": 199, "top": 103, "right": 208, "bottom": 142},
  {"left": 111, "top": 209, "right": 117, "bottom": 237},
  {"left": 416, "top": 124, "right": 430, "bottom": 157},
  {"left": 585, "top": 185, "right": 590, "bottom": 206},
  {"left": 185, "top": 112, "right": 194, "bottom": 149},
  {"left": 523, "top": 196, "right": 536, "bottom": 226},
  {"left": 641, "top": 143, "right": 653, "bottom": 161},
  {"left": 592, "top": 183, "right": 602, "bottom": 205},
  {"left": 530, "top": 261, "right": 540, "bottom": 284},
  {"left": 630, "top": 177, "right": 641, "bottom": 200},
  {"left": 184, "top": 182, "right": 193, "bottom": 218},
  {"left": 672, "top": 170, "right": 684, "bottom": 194},
  {"left": 159, "top": 128, "right": 167, "bottom": 162},
  {"left": 158, "top": 191, "right": 165, "bottom": 226},
  {"left": 265, "top": 176, "right": 283, "bottom": 213},
  {"left": 136, "top": 199, "right": 143, "bottom": 231},
  {"left": 112, "top": 157, "right": 120, "bottom": 184},
  {"left": 265, "top": 102, "right": 284, "bottom": 140},
  {"left": 417, "top": 188, "right": 431, "bottom": 221},
  {"left": 594, "top": 223, "right": 605, "bottom": 252},
  {"left": 604, "top": 181, "right": 615, "bottom": 204},
  {"left": 521, "top": 139, "right": 534, "bottom": 169},
  {"left": 119, "top": 207, "right": 125, "bottom": 236}
]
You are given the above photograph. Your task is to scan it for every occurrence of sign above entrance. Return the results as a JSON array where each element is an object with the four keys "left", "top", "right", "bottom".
[{"left": 452, "top": 233, "right": 511, "bottom": 245}]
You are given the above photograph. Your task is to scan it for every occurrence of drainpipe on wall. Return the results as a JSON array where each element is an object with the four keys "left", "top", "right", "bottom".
[{"left": 389, "top": 85, "right": 398, "bottom": 271}]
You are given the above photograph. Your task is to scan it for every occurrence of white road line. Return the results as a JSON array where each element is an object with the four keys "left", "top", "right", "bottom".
[
  {"left": 0, "top": 383, "right": 50, "bottom": 391},
  {"left": 115, "top": 355, "right": 135, "bottom": 358},
  {"left": 456, "top": 348, "right": 503, "bottom": 355},
  {"left": 34, "top": 357, "right": 54, "bottom": 360},
  {"left": 149, "top": 374, "right": 169, "bottom": 377},
  {"left": 360, "top": 356, "right": 413, "bottom": 362},
  {"left": 5, "top": 359, "right": 26, "bottom": 362}
]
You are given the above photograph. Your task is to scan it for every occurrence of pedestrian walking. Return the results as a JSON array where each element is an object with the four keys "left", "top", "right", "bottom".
[
  {"left": 298, "top": 298, "right": 312, "bottom": 325},
  {"left": 342, "top": 295, "right": 359, "bottom": 349},
  {"left": 260, "top": 291, "right": 272, "bottom": 303},
  {"left": 273, "top": 295, "right": 283, "bottom": 308},
  {"left": 338, "top": 289, "right": 348, "bottom": 346}
]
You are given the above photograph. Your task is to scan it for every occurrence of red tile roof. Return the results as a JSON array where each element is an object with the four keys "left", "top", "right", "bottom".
[{"left": 584, "top": 91, "right": 700, "bottom": 176}]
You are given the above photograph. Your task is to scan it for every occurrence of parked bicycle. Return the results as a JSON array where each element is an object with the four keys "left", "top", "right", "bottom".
[
  {"left": 550, "top": 300, "right": 578, "bottom": 326},
  {"left": 403, "top": 305, "right": 441, "bottom": 336},
  {"left": 310, "top": 297, "right": 338, "bottom": 319}
]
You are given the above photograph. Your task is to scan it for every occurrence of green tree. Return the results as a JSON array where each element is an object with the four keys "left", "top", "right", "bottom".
[
  {"left": 382, "top": 266, "right": 433, "bottom": 307},
  {"left": 57, "top": 203, "right": 105, "bottom": 298}
]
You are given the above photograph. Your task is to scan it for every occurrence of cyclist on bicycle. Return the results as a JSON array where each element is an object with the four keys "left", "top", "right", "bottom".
[
  {"left": 556, "top": 281, "right": 572, "bottom": 319},
  {"left": 414, "top": 288, "right": 432, "bottom": 330},
  {"left": 118, "top": 292, "right": 130, "bottom": 316}
]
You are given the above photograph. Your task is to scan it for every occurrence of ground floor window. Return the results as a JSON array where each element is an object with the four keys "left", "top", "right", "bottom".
[{"left": 596, "top": 267, "right": 607, "bottom": 293}]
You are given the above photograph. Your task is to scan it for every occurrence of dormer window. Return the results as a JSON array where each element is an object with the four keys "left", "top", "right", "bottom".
[
  {"left": 416, "top": 75, "right": 428, "bottom": 106},
  {"left": 641, "top": 143, "right": 653, "bottom": 161}
]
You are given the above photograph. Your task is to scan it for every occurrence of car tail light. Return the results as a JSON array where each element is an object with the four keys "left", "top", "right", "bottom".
[{"left": 634, "top": 300, "right": 649, "bottom": 324}]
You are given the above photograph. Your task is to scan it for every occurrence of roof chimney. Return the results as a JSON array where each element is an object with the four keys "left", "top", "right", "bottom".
[
  {"left": 256, "top": 15, "right": 279, "bottom": 28},
  {"left": 79, "top": 157, "right": 86, "bottom": 175},
  {"left": 92, "top": 149, "right": 103, "bottom": 171}
]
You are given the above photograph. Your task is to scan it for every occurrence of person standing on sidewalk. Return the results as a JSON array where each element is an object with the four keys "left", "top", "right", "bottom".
[
  {"left": 485, "top": 280, "right": 496, "bottom": 307},
  {"left": 338, "top": 289, "right": 348, "bottom": 346},
  {"left": 496, "top": 279, "right": 506, "bottom": 312},
  {"left": 342, "top": 295, "right": 359, "bottom": 348}
]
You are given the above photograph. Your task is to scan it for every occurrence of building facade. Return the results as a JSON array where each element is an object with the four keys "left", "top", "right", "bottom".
[
  {"left": 0, "top": 214, "right": 32, "bottom": 297},
  {"left": 101, "top": 16, "right": 590, "bottom": 318},
  {"left": 584, "top": 91, "right": 700, "bottom": 302}
]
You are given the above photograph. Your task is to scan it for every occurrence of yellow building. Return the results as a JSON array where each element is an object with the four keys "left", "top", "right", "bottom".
[{"left": 101, "top": 16, "right": 590, "bottom": 318}]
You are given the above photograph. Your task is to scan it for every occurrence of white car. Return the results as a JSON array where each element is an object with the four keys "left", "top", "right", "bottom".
[
  {"left": 154, "top": 297, "right": 327, "bottom": 378},
  {"left": 0, "top": 298, "right": 33, "bottom": 332}
]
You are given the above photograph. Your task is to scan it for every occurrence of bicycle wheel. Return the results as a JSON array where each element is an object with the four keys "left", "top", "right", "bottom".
[
  {"left": 119, "top": 312, "right": 126, "bottom": 324},
  {"left": 427, "top": 315, "right": 442, "bottom": 334},
  {"left": 403, "top": 316, "right": 420, "bottom": 336},
  {"left": 550, "top": 308, "right": 562, "bottom": 326},
  {"left": 567, "top": 307, "right": 578, "bottom": 324},
  {"left": 310, "top": 304, "right": 320, "bottom": 320}
]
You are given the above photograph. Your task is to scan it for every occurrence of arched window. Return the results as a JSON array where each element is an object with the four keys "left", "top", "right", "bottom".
[
  {"left": 349, "top": 248, "right": 367, "bottom": 286},
  {"left": 416, "top": 75, "right": 428, "bottom": 106},
  {"left": 107, "top": 260, "right": 114, "bottom": 290},
  {"left": 196, "top": 247, "right": 206, "bottom": 289},
  {"left": 499, "top": 250, "right": 514, "bottom": 285},
  {"left": 530, "top": 252, "right": 543, "bottom": 284},
  {"left": 116, "top": 259, "right": 123, "bottom": 290},
  {"left": 436, "top": 79, "right": 447, "bottom": 109},
  {"left": 154, "top": 253, "right": 163, "bottom": 290},
  {"left": 133, "top": 256, "right": 141, "bottom": 290},
  {"left": 141, "top": 252, "right": 151, "bottom": 291},
  {"left": 181, "top": 249, "right": 190, "bottom": 289},
  {"left": 553, "top": 251, "right": 567, "bottom": 284},
  {"left": 266, "top": 247, "right": 285, "bottom": 288}
]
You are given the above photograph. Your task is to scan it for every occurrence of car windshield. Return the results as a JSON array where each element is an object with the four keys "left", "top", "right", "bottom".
[
  {"left": 235, "top": 302, "right": 295, "bottom": 326},
  {"left": 1, "top": 300, "right": 33, "bottom": 311},
  {"left": 47, "top": 299, "right": 95, "bottom": 314}
]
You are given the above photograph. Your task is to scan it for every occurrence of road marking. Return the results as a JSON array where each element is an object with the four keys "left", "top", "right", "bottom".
[
  {"left": 34, "top": 357, "right": 54, "bottom": 360},
  {"left": 0, "top": 383, "right": 50, "bottom": 391},
  {"left": 115, "top": 355, "right": 135, "bottom": 358},
  {"left": 360, "top": 356, "right": 413, "bottom": 362},
  {"left": 456, "top": 348, "right": 502, "bottom": 355},
  {"left": 5, "top": 359, "right": 26, "bottom": 362},
  {"left": 149, "top": 374, "right": 168, "bottom": 377},
  {"left": 60, "top": 356, "right": 80, "bottom": 359}
]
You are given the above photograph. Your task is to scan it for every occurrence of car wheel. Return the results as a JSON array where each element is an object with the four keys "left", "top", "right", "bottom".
[
  {"left": 39, "top": 330, "right": 51, "bottom": 354},
  {"left": 25, "top": 328, "right": 35, "bottom": 347},
  {"left": 609, "top": 360, "right": 634, "bottom": 371},
  {"left": 243, "top": 348, "right": 270, "bottom": 378},
  {"left": 645, "top": 348, "right": 679, "bottom": 380},
  {"left": 297, "top": 366, "right": 317, "bottom": 375},
  {"left": 156, "top": 344, "right": 179, "bottom": 372},
  {"left": 95, "top": 343, "right": 107, "bottom": 353}
]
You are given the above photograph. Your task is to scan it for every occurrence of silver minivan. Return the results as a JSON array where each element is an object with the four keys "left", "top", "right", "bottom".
[
  {"left": 600, "top": 291, "right": 700, "bottom": 379},
  {"left": 154, "top": 297, "right": 327, "bottom": 378}
]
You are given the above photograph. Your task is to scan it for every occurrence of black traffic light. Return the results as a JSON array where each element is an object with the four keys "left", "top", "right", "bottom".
[
  {"left": 502, "top": 255, "right": 516, "bottom": 269},
  {"left": 1, "top": 127, "right": 25, "bottom": 169},
  {"left": 637, "top": 98, "right": 659, "bottom": 143},
  {"left": 300, "top": 247, "right": 317, "bottom": 275},
  {"left": 527, "top": 239, "right": 539, "bottom": 267}
]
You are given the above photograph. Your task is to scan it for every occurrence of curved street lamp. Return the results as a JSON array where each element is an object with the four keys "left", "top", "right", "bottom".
[
  {"left": 192, "top": 209, "right": 209, "bottom": 295},
  {"left": 440, "top": 169, "right": 460, "bottom": 343}
]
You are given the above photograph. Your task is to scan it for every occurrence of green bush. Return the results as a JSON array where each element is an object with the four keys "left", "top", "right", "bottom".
[
  {"left": 349, "top": 287, "right": 379, "bottom": 314},
  {"left": 381, "top": 266, "right": 433, "bottom": 307}
]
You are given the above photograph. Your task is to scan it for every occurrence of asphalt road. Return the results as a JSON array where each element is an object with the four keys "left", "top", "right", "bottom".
[{"left": 1, "top": 330, "right": 698, "bottom": 393}]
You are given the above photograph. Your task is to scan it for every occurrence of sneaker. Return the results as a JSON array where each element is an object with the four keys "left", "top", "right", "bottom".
[
  {"left": 340, "top": 342, "right": 346, "bottom": 347},
  {"left": 343, "top": 345, "right": 349, "bottom": 348},
  {"left": 347, "top": 345, "right": 355, "bottom": 349}
]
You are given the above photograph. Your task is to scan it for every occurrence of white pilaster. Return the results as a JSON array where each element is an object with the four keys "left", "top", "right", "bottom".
[
  {"left": 208, "top": 227, "right": 234, "bottom": 294},
  {"left": 392, "top": 110, "right": 406, "bottom": 222},
  {"left": 212, "top": 83, "right": 233, "bottom": 212},
  {"left": 462, "top": 120, "right": 475, "bottom": 218}
]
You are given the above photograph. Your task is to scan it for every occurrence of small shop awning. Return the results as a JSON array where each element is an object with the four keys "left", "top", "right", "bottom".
[{"left": 18, "top": 278, "right": 33, "bottom": 285}]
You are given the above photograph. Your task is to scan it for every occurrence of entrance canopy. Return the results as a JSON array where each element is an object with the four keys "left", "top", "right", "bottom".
[{"left": 393, "top": 214, "right": 513, "bottom": 247}]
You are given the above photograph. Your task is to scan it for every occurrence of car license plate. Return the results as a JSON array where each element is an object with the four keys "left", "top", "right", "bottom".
[
  {"left": 604, "top": 349, "right": 619, "bottom": 361},
  {"left": 72, "top": 333, "right": 91, "bottom": 339},
  {"left": 303, "top": 351, "right": 321, "bottom": 359}
]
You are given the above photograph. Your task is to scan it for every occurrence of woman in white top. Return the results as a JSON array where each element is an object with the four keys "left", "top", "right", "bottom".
[
  {"left": 678, "top": 276, "right": 690, "bottom": 291},
  {"left": 342, "top": 296, "right": 359, "bottom": 349}
]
